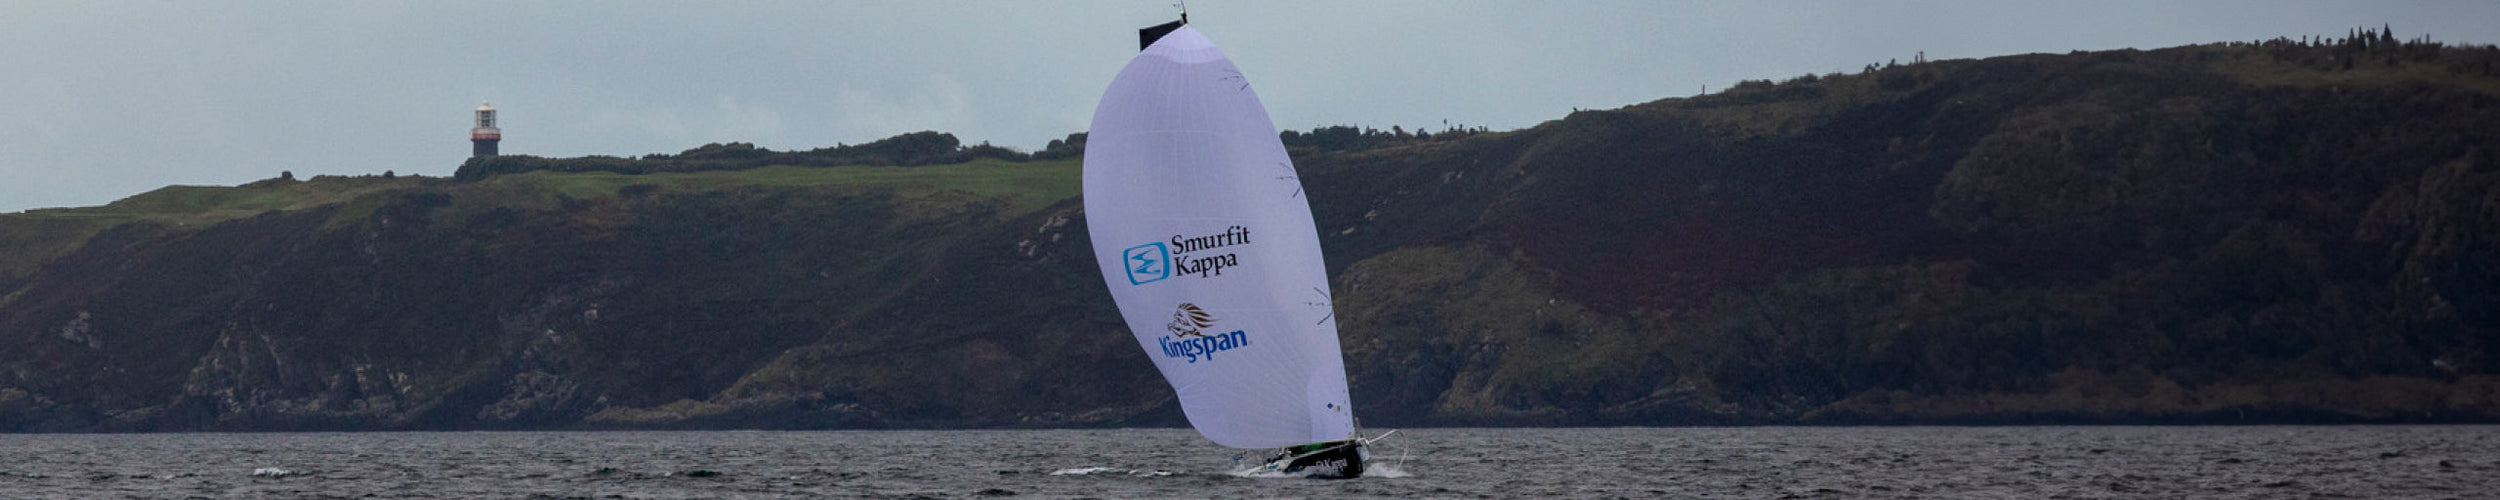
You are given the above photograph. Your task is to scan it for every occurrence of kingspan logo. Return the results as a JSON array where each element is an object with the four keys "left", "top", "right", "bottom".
[
  {"left": 1158, "top": 302, "right": 1251, "bottom": 364},
  {"left": 1125, "top": 225, "right": 1252, "bottom": 286},
  {"left": 1167, "top": 302, "right": 1217, "bottom": 337}
]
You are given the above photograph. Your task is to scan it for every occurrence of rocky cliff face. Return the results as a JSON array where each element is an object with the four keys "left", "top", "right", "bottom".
[
  {"left": 4, "top": 40, "right": 2500, "bottom": 431},
  {"left": 1291, "top": 41, "right": 2500, "bottom": 425},
  {"left": 0, "top": 185, "right": 1171, "bottom": 431}
]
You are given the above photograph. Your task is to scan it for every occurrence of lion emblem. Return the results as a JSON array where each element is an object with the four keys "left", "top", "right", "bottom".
[{"left": 1167, "top": 302, "right": 1217, "bottom": 337}]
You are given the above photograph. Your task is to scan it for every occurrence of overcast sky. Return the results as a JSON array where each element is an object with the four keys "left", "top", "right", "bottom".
[{"left": 5, "top": 1, "right": 2496, "bottom": 212}]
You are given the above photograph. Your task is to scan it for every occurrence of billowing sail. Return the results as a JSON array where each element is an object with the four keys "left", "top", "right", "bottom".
[{"left": 1084, "top": 26, "right": 1356, "bottom": 449}]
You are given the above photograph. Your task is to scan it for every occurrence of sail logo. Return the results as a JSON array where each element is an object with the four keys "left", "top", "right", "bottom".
[
  {"left": 1158, "top": 302, "right": 1251, "bottom": 363},
  {"left": 1126, "top": 225, "right": 1252, "bottom": 286},
  {"left": 1122, "top": 242, "right": 1170, "bottom": 285},
  {"left": 1168, "top": 302, "right": 1217, "bottom": 337}
]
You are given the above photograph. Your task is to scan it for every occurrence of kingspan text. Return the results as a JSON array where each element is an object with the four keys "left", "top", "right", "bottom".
[{"left": 1160, "top": 330, "right": 1251, "bottom": 363}]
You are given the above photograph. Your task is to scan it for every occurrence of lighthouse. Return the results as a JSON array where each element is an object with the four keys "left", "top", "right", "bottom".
[{"left": 471, "top": 101, "right": 501, "bottom": 157}]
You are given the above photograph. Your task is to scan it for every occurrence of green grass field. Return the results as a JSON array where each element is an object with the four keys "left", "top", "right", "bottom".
[
  {"left": 0, "top": 159, "right": 1085, "bottom": 281},
  {"left": 489, "top": 158, "right": 1080, "bottom": 215}
]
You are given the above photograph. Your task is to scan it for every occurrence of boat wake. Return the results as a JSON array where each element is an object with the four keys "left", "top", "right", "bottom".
[
  {"left": 1364, "top": 462, "right": 1412, "bottom": 478},
  {"left": 1048, "top": 466, "right": 1174, "bottom": 477},
  {"left": 1226, "top": 461, "right": 1412, "bottom": 479},
  {"left": 1226, "top": 466, "right": 1299, "bottom": 479}
]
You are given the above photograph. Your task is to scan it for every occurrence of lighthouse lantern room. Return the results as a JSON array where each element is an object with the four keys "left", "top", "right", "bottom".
[{"left": 471, "top": 101, "right": 501, "bottom": 157}]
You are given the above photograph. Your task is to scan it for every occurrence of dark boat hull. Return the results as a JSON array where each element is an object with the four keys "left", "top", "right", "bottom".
[{"left": 1268, "top": 439, "right": 1366, "bottom": 478}]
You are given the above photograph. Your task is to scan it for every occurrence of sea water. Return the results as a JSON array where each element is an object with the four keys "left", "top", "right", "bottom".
[{"left": 1, "top": 426, "right": 2494, "bottom": 498}]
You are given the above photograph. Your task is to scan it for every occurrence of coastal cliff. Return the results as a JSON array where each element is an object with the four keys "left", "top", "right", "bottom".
[{"left": 3, "top": 38, "right": 2498, "bottom": 431}]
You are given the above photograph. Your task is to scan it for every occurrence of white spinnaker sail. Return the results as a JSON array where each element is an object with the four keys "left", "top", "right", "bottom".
[{"left": 1083, "top": 26, "right": 1356, "bottom": 449}]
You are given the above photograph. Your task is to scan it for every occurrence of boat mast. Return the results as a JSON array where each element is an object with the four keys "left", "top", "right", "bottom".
[{"left": 1137, "top": 5, "right": 1190, "bottom": 50}]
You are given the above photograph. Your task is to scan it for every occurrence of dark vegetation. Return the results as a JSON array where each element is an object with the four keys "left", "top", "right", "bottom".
[
  {"left": 1311, "top": 30, "right": 2500, "bottom": 425},
  {"left": 452, "top": 131, "right": 1084, "bottom": 181},
  {"left": 447, "top": 123, "right": 1488, "bottom": 182},
  {"left": 2, "top": 32, "right": 2498, "bottom": 431}
]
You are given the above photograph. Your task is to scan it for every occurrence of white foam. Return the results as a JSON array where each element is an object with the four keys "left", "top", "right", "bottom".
[
  {"left": 1227, "top": 466, "right": 1299, "bottom": 479},
  {"left": 1049, "top": 466, "right": 1117, "bottom": 476},
  {"left": 249, "top": 467, "right": 298, "bottom": 478},
  {"left": 1364, "top": 462, "right": 1413, "bottom": 478},
  {"left": 1048, "top": 466, "right": 1172, "bottom": 477}
]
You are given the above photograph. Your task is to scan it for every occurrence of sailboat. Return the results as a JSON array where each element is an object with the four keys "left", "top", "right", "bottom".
[{"left": 1082, "top": 14, "right": 1369, "bottom": 479}]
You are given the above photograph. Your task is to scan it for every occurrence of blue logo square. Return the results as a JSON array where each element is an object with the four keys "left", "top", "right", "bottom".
[{"left": 1123, "top": 242, "right": 1170, "bottom": 285}]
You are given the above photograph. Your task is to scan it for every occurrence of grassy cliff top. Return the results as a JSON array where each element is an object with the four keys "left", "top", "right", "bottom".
[{"left": 0, "top": 159, "right": 1078, "bottom": 283}]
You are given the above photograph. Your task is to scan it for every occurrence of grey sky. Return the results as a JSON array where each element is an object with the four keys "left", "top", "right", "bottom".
[{"left": 5, "top": 1, "right": 2496, "bottom": 213}]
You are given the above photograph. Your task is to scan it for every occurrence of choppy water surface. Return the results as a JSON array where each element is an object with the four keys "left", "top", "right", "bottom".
[{"left": 2, "top": 426, "right": 2495, "bottom": 498}]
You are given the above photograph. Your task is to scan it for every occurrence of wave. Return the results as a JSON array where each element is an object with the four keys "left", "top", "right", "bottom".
[{"left": 1048, "top": 466, "right": 1174, "bottom": 477}]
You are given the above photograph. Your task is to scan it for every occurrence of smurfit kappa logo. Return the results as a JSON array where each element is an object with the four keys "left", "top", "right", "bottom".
[
  {"left": 1122, "top": 226, "right": 1251, "bottom": 287},
  {"left": 1123, "top": 242, "right": 1171, "bottom": 285}
]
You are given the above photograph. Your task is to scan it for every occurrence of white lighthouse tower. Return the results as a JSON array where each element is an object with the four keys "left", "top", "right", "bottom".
[{"left": 471, "top": 101, "right": 501, "bottom": 157}]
